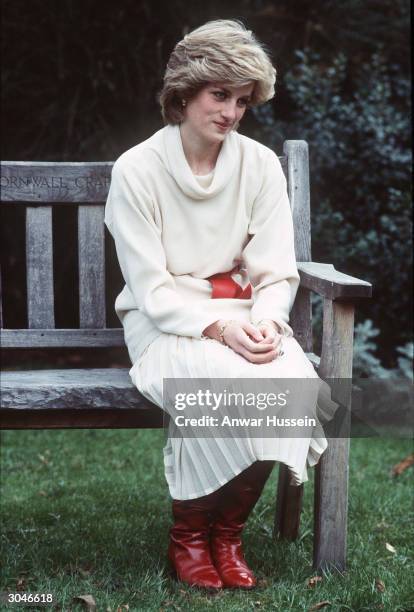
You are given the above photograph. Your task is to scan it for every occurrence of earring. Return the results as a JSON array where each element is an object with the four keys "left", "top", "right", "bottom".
[{"left": 182, "top": 99, "right": 187, "bottom": 107}]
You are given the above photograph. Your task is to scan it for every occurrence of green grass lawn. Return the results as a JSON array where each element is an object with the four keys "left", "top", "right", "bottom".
[{"left": 1, "top": 430, "right": 413, "bottom": 612}]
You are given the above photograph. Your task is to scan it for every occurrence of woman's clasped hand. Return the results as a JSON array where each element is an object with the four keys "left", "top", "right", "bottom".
[{"left": 203, "top": 319, "right": 284, "bottom": 364}]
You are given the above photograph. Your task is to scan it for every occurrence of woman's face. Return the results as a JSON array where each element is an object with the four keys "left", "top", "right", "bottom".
[{"left": 181, "top": 81, "right": 254, "bottom": 144}]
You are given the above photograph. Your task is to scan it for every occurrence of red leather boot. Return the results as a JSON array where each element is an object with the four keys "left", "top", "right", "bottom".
[
  {"left": 168, "top": 492, "right": 223, "bottom": 590},
  {"left": 211, "top": 461, "right": 274, "bottom": 589}
]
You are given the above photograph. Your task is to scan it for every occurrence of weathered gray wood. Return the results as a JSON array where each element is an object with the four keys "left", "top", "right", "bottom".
[
  {"left": 0, "top": 368, "right": 150, "bottom": 410},
  {"left": 1, "top": 162, "right": 113, "bottom": 203},
  {"left": 0, "top": 326, "right": 319, "bottom": 360},
  {"left": 319, "top": 300, "right": 355, "bottom": 382},
  {"left": 78, "top": 205, "right": 106, "bottom": 327},
  {"left": 275, "top": 141, "right": 313, "bottom": 545},
  {"left": 274, "top": 465, "right": 304, "bottom": 541},
  {"left": 284, "top": 142, "right": 313, "bottom": 350},
  {"left": 298, "top": 262, "right": 372, "bottom": 300},
  {"left": 313, "top": 299, "right": 355, "bottom": 572},
  {"left": 284, "top": 141, "right": 311, "bottom": 261},
  {"left": 290, "top": 287, "right": 313, "bottom": 352},
  {"left": 0, "top": 328, "right": 125, "bottom": 348},
  {"left": 26, "top": 207, "right": 55, "bottom": 328},
  {"left": 0, "top": 408, "right": 165, "bottom": 429},
  {"left": 1, "top": 159, "right": 290, "bottom": 205},
  {"left": 274, "top": 350, "right": 320, "bottom": 542}
]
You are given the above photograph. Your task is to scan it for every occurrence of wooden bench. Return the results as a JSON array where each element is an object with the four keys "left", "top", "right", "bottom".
[{"left": 0, "top": 141, "right": 372, "bottom": 572}]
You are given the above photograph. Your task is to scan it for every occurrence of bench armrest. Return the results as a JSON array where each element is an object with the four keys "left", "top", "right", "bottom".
[{"left": 297, "top": 262, "right": 372, "bottom": 300}]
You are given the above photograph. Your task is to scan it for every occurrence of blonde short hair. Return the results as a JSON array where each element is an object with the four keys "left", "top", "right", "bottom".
[{"left": 159, "top": 19, "right": 276, "bottom": 125}]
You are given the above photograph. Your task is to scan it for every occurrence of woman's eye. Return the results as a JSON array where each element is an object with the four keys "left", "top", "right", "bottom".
[
  {"left": 213, "top": 91, "right": 226, "bottom": 99},
  {"left": 238, "top": 99, "right": 249, "bottom": 107}
]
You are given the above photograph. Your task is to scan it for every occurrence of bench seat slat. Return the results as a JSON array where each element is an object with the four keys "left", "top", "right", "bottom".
[
  {"left": 0, "top": 356, "right": 320, "bottom": 414},
  {"left": 0, "top": 368, "right": 149, "bottom": 410}
]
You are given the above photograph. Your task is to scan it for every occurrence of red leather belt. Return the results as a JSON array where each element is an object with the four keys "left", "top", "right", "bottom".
[{"left": 207, "top": 266, "right": 252, "bottom": 300}]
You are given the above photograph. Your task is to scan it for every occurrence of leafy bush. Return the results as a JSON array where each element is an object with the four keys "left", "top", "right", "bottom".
[
  {"left": 396, "top": 342, "right": 414, "bottom": 380},
  {"left": 254, "top": 47, "right": 412, "bottom": 369},
  {"left": 353, "top": 320, "right": 393, "bottom": 378}
]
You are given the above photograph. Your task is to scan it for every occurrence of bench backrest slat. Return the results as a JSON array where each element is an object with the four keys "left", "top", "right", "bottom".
[
  {"left": 26, "top": 206, "right": 55, "bottom": 328},
  {"left": 284, "top": 141, "right": 311, "bottom": 261},
  {"left": 0, "top": 328, "right": 124, "bottom": 347},
  {"left": 1, "top": 143, "right": 313, "bottom": 351},
  {"left": 78, "top": 205, "right": 106, "bottom": 328}
]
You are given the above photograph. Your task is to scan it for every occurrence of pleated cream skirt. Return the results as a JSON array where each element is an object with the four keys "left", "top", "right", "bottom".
[{"left": 123, "top": 311, "right": 332, "bottom": 500}]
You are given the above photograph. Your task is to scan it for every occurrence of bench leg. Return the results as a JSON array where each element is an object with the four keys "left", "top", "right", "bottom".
[
  {"left": 274, "top": 463, "right": 304, "bottom": 540},
  {"left": 313, "top": 437, "right": 350, "bottom": 571},
  {"left": 313, "top": 299, "right": 354, "bottom": 572}
]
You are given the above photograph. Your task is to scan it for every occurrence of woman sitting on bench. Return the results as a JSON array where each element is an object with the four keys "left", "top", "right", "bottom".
[{"left": 104, "top": 19, "right": 328, "bottom": 590}]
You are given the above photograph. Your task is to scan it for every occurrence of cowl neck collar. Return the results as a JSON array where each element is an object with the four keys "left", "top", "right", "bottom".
[{"left": 162, "top": 124, "right": 239, "bottom": 200}]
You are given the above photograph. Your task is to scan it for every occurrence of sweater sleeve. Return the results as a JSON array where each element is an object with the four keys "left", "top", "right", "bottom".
[
  {"left": 242, "top": 149, "right": 300, "bottom": 336},
  {"left": 104, "top": 158, "right": 219, "bottom": 337}
]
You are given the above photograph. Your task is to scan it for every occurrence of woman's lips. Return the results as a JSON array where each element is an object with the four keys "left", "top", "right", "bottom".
[{"left": 214, "top": 121, "right": 230, "bottom": 131}]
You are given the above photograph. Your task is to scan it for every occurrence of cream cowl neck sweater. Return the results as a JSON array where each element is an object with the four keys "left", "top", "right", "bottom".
[{"left": 104, "top": 124, "right": 300, "bottom": 361}]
